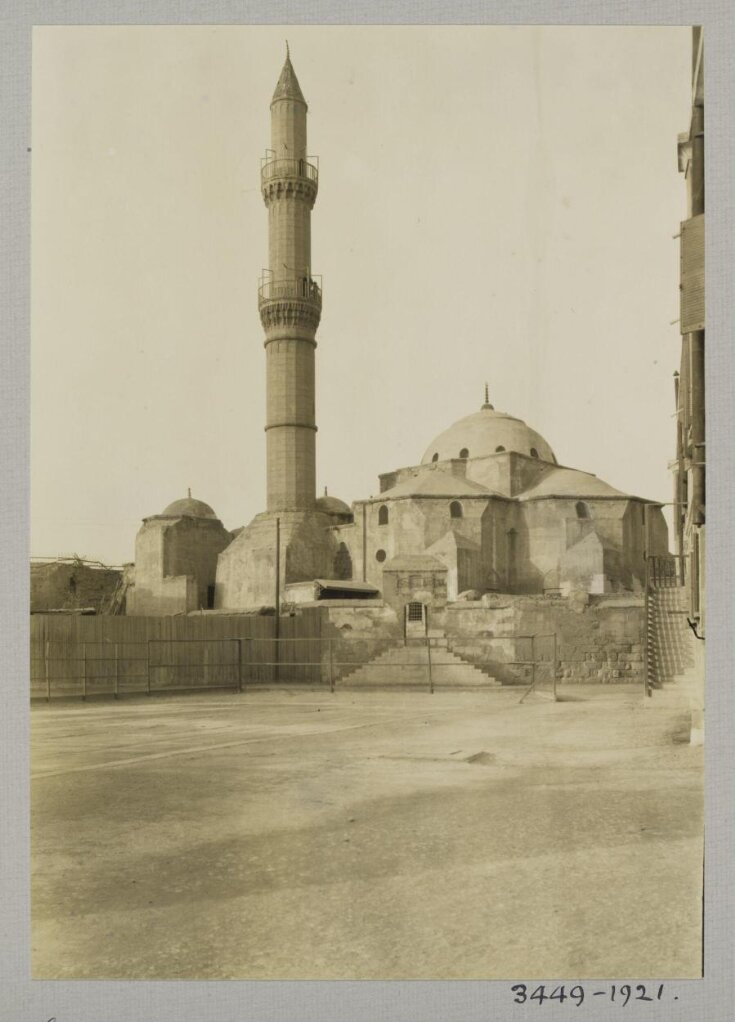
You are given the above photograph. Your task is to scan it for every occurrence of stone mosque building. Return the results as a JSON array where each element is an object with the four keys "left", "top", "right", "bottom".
[{"left": 127, "top": 51, "right": 669, "bottom": 620}]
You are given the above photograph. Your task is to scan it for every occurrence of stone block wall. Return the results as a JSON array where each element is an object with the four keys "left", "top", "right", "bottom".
[
  {"left": 441, "top": 592, "right": 645, "bottom": 684},
  {"left": 31, "top": 561, "right": 122, "bottom": 614}
]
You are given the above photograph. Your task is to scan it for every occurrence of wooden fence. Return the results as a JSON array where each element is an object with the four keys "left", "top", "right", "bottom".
[{"left": 30, "top": 611, "right": 326, "bottom": 699}]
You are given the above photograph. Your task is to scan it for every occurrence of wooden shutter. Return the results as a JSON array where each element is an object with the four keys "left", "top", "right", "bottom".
[{"left": 680, "top": 214, "right": 704, "bottom": 333}]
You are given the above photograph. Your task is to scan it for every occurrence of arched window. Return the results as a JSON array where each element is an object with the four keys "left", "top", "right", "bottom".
[
  {"left": 375, "top": 549, "right": 387, "bottom": 563},
  {"left": 449, "top": 501, "right": 463, "bottom": 519},
  {"left": 576, "top": 501, "right": 590, "bottom": 519},
  {"left": 530, "top": 448, "right": 539, "bottom": 458},
  {"left": 378, "top": 504, "right": 389, "bottom": 525},
  {"left": 495, "top": 445, "right": 506, "bottom": 453},
  {"left": 459, "top": 448, "right": 469, "bottom": 459},
  {"left": 431, "top": 452, "right": 439, "bottom": 462},
  {"left": 334, "top": 543, "right": 352, "bottom": 580}
]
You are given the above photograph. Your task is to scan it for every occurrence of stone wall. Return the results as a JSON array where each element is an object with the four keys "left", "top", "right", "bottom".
[
  {"left": 439, "top": 592, "right": 645, "bottom": 684},
  {"left": 31, "top": 561, "right": 122, "bottom": 614}
]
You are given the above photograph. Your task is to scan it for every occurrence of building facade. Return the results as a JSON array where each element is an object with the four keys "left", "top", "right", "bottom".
[
  {"left": 128, "top": 51, "right": 670, "bottom": 619},
  {"left": 673, "top": 26, "right": 705, "bottom": 635}
]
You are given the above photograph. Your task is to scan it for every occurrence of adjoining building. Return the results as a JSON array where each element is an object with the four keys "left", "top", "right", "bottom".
[
  {"left": 126, "top": 492, "right": 232, "bottom": 616},
  {"left": 673, "top": 26, "right": 705, "bottom": 635},
  {"left": 127, "top": 51, "right": 670, "bottom": 624}
]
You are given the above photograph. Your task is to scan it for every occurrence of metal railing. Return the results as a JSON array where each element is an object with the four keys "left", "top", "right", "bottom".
[
  {"left": 643, "top": 554, "right": 687, "bottom": 697},
  {"left": 257, "top": 276, "right": 322, "bottom": 307},
  {"left": 30, "top": 634, "right": 557, "bottom": 702},
  {"left": 261, "top": 157, "right": 318, "bottom": 184}
]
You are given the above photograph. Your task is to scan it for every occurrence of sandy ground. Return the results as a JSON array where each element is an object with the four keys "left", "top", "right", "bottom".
[{"left": 30, "top": 684, "right": 703, "bottom": 980}]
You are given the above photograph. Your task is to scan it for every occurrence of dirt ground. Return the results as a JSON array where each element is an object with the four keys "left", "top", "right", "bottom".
[{"left": 30, "top": 684, "right": 703, "bottom": 980}]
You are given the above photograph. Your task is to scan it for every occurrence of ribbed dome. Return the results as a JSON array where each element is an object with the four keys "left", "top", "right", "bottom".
[
  {"left": 422, "top": 405, "right": 555, "bottom": 465},
  {"left": 315, "top": 495, "right": 351, "bottom": 516},
  {"left": 161, "top": 497, "right": 218, "bottom": 520}
]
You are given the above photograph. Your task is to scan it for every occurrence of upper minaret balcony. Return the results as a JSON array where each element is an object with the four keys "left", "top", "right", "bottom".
[{"left": 261, "top": 154, "right": 319, "bottom": 208}]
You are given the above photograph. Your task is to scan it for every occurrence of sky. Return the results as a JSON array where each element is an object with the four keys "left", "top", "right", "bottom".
[{"left": 31, "top": 25, "right": 693, "bottom": 565}]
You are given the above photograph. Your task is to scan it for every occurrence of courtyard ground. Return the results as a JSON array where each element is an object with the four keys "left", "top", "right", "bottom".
[{"left": 31, "top": 684, "right": 703, "bottom": 980}]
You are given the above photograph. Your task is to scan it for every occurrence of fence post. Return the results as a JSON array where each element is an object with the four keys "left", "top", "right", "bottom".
[
  {"left": 427, "top": 636, "right": 434, "bottom": 694},
  {"left": 147, "top": 640, "right": 152, "bottom": 695},
  {"left": 82, "top": 642, "right": 87, "bottom": 702},
  {"left": 329, "top": 639, "right": 335, "bottom": 693},
  {"left": 237, "top": 638, "right": 243, "bottom": 693},
  {"left": 114, "top": 642, "right": 119, "bottom": 700},
  {"left": 643, "top": 556, "right": 651, "bottom": 698},
  {"left": 45, "top": 640, "right": 51, "bottom": 702},
  {"left": 552, "top": 633, "right": 558, "bottom": 702}
]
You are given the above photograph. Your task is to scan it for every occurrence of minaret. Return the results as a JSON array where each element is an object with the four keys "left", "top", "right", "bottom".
[{"left": 259, "top": 48, "right": 320, "bottom": 512}]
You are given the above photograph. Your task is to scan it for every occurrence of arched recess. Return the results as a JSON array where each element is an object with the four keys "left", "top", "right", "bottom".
[
  {"left": 378, "top": 504, "right": 389, "bottom": 525},
  {"left": 449, "top": 501, "right": 463, "bottom": 519},
  {"left": 333, "top": 543, "right": 352, "bottom": 580}
]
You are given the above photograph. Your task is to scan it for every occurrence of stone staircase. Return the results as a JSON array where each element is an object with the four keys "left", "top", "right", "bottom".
[
  {"left": 646, "top": 584, "right": 704, "bottom": 744},
  {"left": 337, "top": 637, "right": 502, "bottom": 690}
]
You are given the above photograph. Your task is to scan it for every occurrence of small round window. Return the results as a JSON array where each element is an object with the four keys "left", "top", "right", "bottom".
[
  {"left": 459, "top": 448, "right": 469, "bottom": 459},
  {"left": 375, "top": 549, "right": 387, "bottom": 563},
  {"left": 530, "top": 448, "right": 539, "bottom": 458},
  {"left": 495, "top": 445, "right": 506, "bottom": 453}
]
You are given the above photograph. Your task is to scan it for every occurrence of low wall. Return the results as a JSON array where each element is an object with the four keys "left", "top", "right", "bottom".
[
  {"left": 440, "top": 592, "right": 645, "bottom": 684},
  {"left": 305, "top": 602, "right": 401, "bottom": 681}
]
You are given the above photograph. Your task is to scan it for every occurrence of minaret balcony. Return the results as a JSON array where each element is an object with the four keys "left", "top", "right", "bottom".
[
  {"left": 261, "top": 157, "right": 319, "bottom": 206},
  {"left": 258, "top": 276, "right": 322, "bottom": 333}
]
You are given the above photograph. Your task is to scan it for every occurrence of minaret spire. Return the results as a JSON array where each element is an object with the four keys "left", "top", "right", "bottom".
[
  {"left": 271, "top": 46, "right": 306, "bottom": 107},
  {"left": 481, "top": 383, "right": 494, "bottom": 411}
]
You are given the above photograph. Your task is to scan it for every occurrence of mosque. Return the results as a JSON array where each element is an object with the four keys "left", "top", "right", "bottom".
[{"left": 127, "top": 51, "right": 669, "bottom": 621}]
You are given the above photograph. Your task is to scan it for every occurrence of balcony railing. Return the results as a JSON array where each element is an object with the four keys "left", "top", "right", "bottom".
[
  {"left": 260, "top": 157, "right": 319, "bottom": 185},
  {"left": 258, "top": 276, "right": 322, "bottom": 307}
]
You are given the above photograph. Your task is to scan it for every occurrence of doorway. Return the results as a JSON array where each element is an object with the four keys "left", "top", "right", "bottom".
[{"left": 405, "top": 601, "right": 427, "bottom": 639}]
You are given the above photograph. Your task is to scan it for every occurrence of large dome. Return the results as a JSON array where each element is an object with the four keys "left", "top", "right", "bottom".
[
  {"left": 421, "top": 403, "right": 556, "bottom": 465},
  {"left": 161, "top": 496, "right": 219, "bottom": 520}
]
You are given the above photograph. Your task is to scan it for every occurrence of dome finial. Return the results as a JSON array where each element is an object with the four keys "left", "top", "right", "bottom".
[
  {"left": 481, "top": 383, "right": 494, "bottom": 411},
  {"left": 286, "top": 39, "right": 289, "bottom": 59},
  {"left": 324, "top": 485, "right": 328, "bottom": 497},
  {"left": 187, "top": 487, "right": 191, "bottom": 498}
]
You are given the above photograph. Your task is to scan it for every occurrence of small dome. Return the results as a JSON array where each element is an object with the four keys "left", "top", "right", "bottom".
[
  {"left": 162, "top": 496, "right": 218, "bottom": 520},
  {"left": 422, "top": 404, "right": 555, "bottom": 465},
  {"left": 315, "top": 494, "right": 351, "bottom": 516}
]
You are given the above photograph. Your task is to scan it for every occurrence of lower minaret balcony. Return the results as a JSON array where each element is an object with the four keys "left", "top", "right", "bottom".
[{"left": 258, "top": 276, "right": 322, "bottom": 334}]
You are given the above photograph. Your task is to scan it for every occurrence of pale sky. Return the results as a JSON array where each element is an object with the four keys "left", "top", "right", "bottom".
[{"left": 31, "top": 25, "right": 692, "bottom": 565}]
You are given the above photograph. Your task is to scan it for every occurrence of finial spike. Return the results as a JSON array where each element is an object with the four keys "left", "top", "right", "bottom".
[
  {"left": 324, "top": 486, "right": 328, "bottom": 497},
  {"left": 484, "top": 382, "right": 489, "bottom": 405},
  {"left": 286, "top": 39, "right": 290, "bottom": 59},
  {"left": 187, "top": 487, "right": 191, "bottom": 498}
]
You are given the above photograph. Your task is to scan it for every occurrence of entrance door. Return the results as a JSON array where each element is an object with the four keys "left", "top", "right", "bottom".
[{"left": 405, "top": 601, "right": 427, "bottom": 639}]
